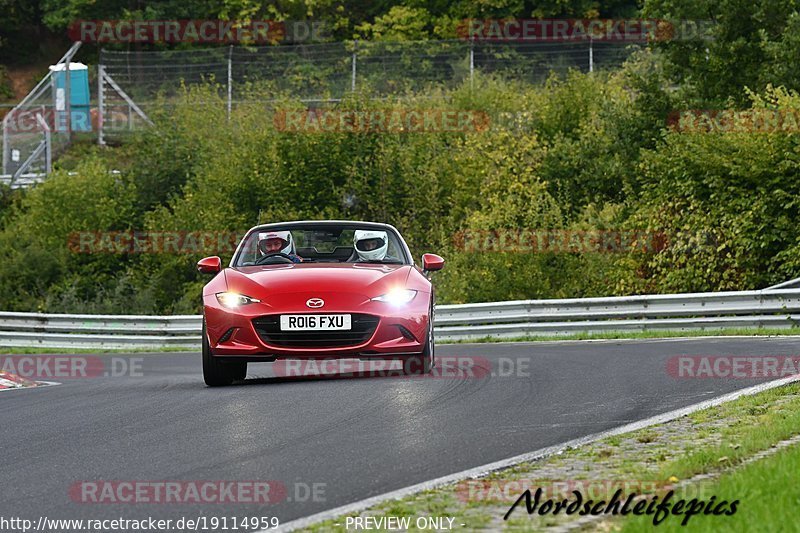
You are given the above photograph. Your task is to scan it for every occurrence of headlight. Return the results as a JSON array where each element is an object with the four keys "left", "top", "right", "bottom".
[
  {"left": 216, "top": 292, "right": 260, "bottom": 308},
  {"left": 371, "top": 289, "right": 417, "bottom": 305}
]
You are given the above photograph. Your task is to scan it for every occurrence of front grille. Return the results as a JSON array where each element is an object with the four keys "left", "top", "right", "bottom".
[{"left": 252, "top": 314, "right": 380, "bottom": 348}]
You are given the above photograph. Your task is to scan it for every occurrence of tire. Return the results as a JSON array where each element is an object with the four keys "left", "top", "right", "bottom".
[
  {"left": 403, "top": 303, "right": 434, "bottom": 375},
  {"left": 202, "top": 321, "right": 246, "bottom": 387}
]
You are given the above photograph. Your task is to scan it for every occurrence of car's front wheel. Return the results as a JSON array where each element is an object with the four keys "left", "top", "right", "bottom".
[
  {"left": 403, "top": 306, "right": 434, "bottom": 375},
  {"left": 202, "top": 321, "right": 246, "bottom": 387}
]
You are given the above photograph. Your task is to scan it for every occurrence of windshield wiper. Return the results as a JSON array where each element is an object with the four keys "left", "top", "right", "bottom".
[{"left": 357, "top": 259, "right": 404, "bottom": 264}]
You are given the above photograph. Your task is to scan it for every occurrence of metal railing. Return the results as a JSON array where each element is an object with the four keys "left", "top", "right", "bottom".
[
  {"left": 0, "top": 173, "right": 47, "bottom": 188},
  {"left": 1, "top": 288, "right": 799, "bottom": 349}
]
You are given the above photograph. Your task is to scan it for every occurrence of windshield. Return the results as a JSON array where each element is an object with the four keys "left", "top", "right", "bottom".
[{"left": 233, "top": 223, "right": 410, "bottom": 266}]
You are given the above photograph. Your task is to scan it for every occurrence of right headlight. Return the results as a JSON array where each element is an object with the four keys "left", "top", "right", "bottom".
[{"left": 216, "top": 292, "right": 260, "bottom": 309}]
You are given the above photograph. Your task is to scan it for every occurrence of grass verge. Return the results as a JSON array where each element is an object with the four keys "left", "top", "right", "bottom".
[
  {"left": 306, "top": 381, "right": 800, "bottom": 531},
  {"left": 619, "top": 439, "right": 800, "bottom": 532}
]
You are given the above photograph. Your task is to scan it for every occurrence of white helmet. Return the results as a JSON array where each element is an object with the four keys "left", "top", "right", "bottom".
[
  {"left": 258, "top": 231, "right": 295, "bottom": 256},
  {"left": 353, "top": 230, "right": 388, "bottom": 261}
]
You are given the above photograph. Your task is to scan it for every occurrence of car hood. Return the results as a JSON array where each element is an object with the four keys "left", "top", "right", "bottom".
[{"left": 224, "top": 263, "right": 414, "bottom": 305}]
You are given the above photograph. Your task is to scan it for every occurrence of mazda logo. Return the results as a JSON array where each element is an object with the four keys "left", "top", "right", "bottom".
[{"left": 306, "top": 298, "right": 325, "bottom": 309}]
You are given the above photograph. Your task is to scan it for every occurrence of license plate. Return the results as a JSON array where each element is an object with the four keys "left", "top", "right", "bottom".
[{"left": 280, "top": 314, "right": 351, "bottom": 331}]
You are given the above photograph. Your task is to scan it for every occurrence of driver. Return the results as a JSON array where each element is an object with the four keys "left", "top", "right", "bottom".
[
  {"left": 257, "top": 231, "right": 302, "bottom": 263},
  {"left": 353, "top": 230, "right": 389, "bottom": 262}
]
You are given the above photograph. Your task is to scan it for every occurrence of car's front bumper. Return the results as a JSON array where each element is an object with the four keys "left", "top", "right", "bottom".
[{"left": 203, "top": 294, "right": 430, "bottom": 359}]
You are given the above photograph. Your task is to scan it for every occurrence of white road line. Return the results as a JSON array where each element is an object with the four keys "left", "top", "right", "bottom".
[{"left": 270, "top": 374, "right": 800, "bottom": 532}]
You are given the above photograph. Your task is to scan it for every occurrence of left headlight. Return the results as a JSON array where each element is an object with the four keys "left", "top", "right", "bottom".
[
  {"left": 216, "top": 292, "right": 261, "bottom": 308},
  {"left": 371, "top": 289, "right": 417, "bottom": 305}
]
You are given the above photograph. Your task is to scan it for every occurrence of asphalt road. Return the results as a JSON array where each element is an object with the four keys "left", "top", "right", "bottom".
[{"left": 1, "top": 336, "right": 798, "bottom": 530}]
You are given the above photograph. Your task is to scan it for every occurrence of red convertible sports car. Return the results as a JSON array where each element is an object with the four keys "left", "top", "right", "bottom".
[{"left": 196, "top": 220, "right": 445, "bottom": 386}]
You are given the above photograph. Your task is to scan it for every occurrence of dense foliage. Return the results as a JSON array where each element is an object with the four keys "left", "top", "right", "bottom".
[
  {"left": 4, "top": 1, "right": 800, "bottom": 311},
  {"left": 3, "top": 49, "right": 800, "bottom": 312}
]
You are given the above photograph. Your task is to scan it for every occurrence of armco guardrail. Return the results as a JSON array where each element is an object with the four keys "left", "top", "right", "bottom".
[
  {"left": 0, "top": 312, "right": 202, "bottom": 349},
  {"left": 2, "top": 288, "right": 800, "bottom": 349}
]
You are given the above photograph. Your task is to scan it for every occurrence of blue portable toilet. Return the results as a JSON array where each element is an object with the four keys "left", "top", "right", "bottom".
[{"left": 49, "top": 62, "right": 91, "bottom": 132}]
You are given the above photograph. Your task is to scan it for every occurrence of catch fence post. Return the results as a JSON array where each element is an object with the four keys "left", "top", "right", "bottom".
[
  {"left": 227, "top": 45, "right": 233, "bottom": 120},
  {"left": 98, "top": 62, "right": 105, "bottom": 145},
  {"left": 351, "top": 40, "right": 358, "bottom": 92},
  {"left": 470, "top": 36, "right": 475, "bottom": 89}
]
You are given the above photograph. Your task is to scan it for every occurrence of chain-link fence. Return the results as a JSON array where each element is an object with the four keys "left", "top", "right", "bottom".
[{"left": 97, "top": 39, "right": 640, "bottom": 142}]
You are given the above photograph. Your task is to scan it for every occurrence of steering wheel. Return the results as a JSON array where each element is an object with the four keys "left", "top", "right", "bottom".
[{"left": 255, "top": 252, "right": 295, "bottom": 265}]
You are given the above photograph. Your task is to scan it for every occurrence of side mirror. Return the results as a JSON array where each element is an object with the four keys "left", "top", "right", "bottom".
[
  {"left": 197, "top": 256, "right": 222, "bottom": 274},
  {"left": 422, "top": 253, "right": 445, "bottom": 273}
]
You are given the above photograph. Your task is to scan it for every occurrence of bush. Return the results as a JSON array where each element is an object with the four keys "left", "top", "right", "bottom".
[{"left": 4, "top": 62, "right": 800, "bottom": 313}]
